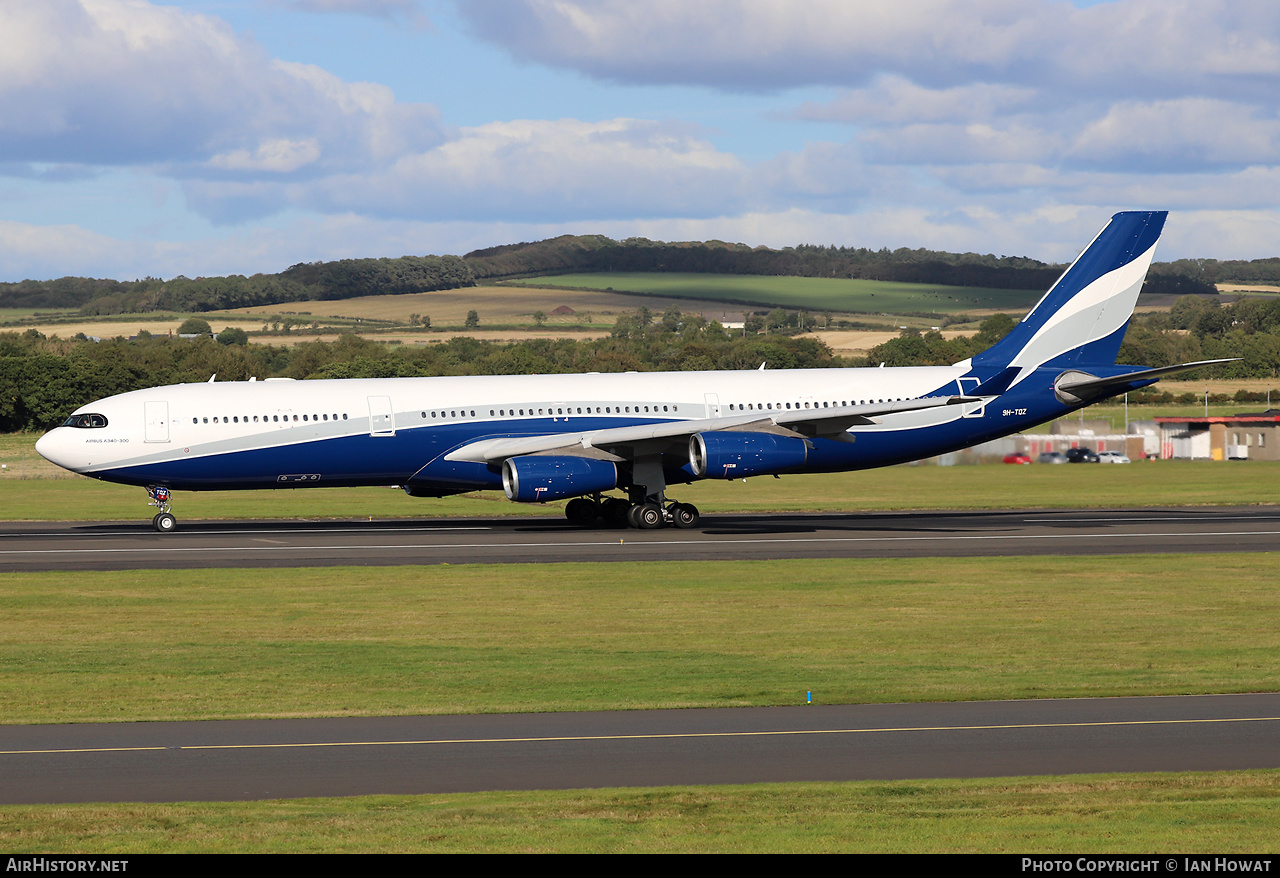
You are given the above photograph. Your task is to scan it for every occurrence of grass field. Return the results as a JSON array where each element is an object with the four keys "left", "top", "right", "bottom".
[
  {"left": 0, "top": 308, "right": 79, "bottom": 322},
  {"left": 527, "top": 272, "right": 1044, "bottom": 316},
  {"left": 2, "top": 553, "right": 1279, "bottom": 851},
  {"left": 4, "top": 771, "right": 1277, "bottom": 853},
  {"left": 1, "top": 449, "right": 1275, "bottom": 519},
  {"left": 3, "top": 554, "right": 1278, "bottom": 724}
]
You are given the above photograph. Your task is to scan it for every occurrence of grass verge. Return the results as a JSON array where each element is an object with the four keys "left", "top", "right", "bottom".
[
  {"left": 3, "top": 772, "right": 1278, "bottom": 852},
  {"left": 2, "top": 447, "right": 1278, "bottom": 521},
  {"left": 2, "top": 555, "right": 1278, "bottom": 724}
]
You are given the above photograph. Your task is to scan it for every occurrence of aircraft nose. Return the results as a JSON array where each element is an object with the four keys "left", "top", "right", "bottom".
[
  {"left": 35, "top": 429, "right": 78, "bottom": 472},
  {"left": 34, "top": 430, "right": 56, "bottom": 462}
]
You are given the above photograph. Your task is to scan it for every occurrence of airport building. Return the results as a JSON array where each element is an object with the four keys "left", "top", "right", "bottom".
[{"left": 1154, "top": 412, "right": 1280, "bottom": 461}]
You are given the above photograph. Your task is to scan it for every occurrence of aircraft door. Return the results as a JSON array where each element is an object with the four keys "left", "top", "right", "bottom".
[
  {"left": 704, "top": 393, "right": 720, "bottom": 418},
  {"left": 368, "top": 396, "right": 396, "bottom": 436},
  {"left": 144, "top": 401, "right": 170, "bottom": 442}
]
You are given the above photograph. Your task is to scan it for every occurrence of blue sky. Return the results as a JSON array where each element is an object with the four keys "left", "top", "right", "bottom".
[{"left": 2, "top": 0, "right": 1278, "bottom": 282}]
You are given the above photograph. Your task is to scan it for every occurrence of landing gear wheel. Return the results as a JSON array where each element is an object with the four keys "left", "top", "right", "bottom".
[
  {"left": 153, "top": 512, "right": 177, "bottom": 533},
  {"left": 671, "top": 502, "right": 700, "bottom": 529},
  {"left": 630, "top": 503, "right": 664, "bottom": 529},
  {"left": 565, "top": 497, "right": 598, "bottom": 526},
  {"left": 602, "top": 497, "right": 631, "bottom": 527}
]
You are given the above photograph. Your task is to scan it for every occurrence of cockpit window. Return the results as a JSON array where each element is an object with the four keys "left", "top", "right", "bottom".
[{"left": 63, "top": 413, "right": 108, "bottom": 428}]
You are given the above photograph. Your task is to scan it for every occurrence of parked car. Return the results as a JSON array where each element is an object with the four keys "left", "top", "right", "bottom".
[
  {"left": 1003, "top": 453, "right": 1032, "bottom": 465},
  {"left": 1037, "top": 452, "right": 1067, "bottom": 464},
  {"left": 1066, "top": 447, "right": 1100, "bottom": 463},
  {"left": 1097, "top": 451, "right": 1131, "bottom": 464}
]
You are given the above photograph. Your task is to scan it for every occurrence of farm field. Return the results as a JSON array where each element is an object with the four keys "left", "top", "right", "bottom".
[
  {"left": 240, "top": 328, "right": 614, "bottom": 347},
  {"left": 227, "top": 284, "right": 753, "bottom": 327},
  {"left": 527, "top": 272, "right": 1044, "bottom": 315},
  {"left": 1218, "top": 284, "right": 1280, "bottom": 294},
  {"left": 1155, "top": 377, "right": 1280, "bottom": 397},
  {"left": 813, "top": 328, "right": 972, "bottom": 356},
  {"left": 1, "top": 317, "right": 265, "bottom": 340}
]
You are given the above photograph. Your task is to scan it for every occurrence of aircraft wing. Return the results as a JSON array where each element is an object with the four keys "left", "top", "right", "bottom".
[{"left": 445, "top": 394, "right": 979, "bottom": 464}]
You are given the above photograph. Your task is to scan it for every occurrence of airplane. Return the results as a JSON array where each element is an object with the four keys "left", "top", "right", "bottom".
[{"left": 36, "top": 210, "right": 1229, "bottom": 533}]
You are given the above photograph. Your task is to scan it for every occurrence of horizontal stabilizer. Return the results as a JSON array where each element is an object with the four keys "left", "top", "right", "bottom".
[{"left": 1054, "top": 359, "right": 1237, "bottom": 404}]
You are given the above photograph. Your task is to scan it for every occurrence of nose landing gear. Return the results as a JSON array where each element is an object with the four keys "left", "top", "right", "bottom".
[{"left": 147, "top": 486, "right": 177, "bottom": 533}]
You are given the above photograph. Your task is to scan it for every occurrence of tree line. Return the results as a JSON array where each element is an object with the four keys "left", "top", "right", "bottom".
[
  {"left": 11, "top": 232, "right": 1270, "bottom": 317},
  {"left": 0, "top": 309, "right": 840, "bottom": 432},
  {"left": 8, "top": 295, "right": 1280, "bottom": 433},
  {"left": 863, "top": 296, "right": 1280, "bottom": 384}
]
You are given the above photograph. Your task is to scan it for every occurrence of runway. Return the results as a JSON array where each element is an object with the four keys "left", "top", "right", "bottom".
[
  {"left": 2, "top": 694, "right": 1278, "bottom": 804},
  {"left": 1, "top": 506, "right": 1278, "bottom": 571}
]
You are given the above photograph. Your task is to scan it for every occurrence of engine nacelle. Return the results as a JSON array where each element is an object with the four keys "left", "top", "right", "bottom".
[
  {"left": 501, "top": 455, "right": 619, "bottom": 503},
  {"left": 689, "top": 431, "right": 809, "bottom": 479}
]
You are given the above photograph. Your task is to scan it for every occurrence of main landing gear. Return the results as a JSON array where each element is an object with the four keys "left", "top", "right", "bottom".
[
  {"left": 564, "top": 494, "right": 700, "bottom": 530},
  {"left": 147, "top": 485, "right": 177, "bottom": 533}
]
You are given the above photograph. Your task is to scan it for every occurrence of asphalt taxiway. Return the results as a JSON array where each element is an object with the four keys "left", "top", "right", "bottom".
[
  {"left": 1, "top": 506, "right": 1277, "bottom": 571},
  {"left": 3, "top": 694, "right": 1278, "bottom": 804}
]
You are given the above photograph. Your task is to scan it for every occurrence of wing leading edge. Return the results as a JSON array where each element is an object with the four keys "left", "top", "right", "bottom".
[{"left": 444, "top": 394, "right": 980, "bottom": 464}]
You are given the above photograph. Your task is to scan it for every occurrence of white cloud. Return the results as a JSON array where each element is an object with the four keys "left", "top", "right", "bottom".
[
  {"left": 1069, "top": 99, "right": 1280, "bottom": 170},
  {"left": 279, "top": 0, "right": 425, "bottom": 19},
  {"left": 4, "top": 0, "right": 1278, "bottom": 281},
  {"left": 187, "top": 117, "right": 753, "bottom": 223},
  {"left": 0, "top": 0, "right": 443, "bottom": 170},
  {"left": 860, "top": 120, "right": 1064, "bottom": 166},
  {"left": 0, "top": 220, "right": 128, "bottom": 281},
  {"left": 208, "top": 139, "right": 323, "bottom": 174},
  {"left": 453, "top": 0, "right": 1280, "bottom": 98},
  {"left": 792, "top": 77, "right": 1038, "bottom": 125}
]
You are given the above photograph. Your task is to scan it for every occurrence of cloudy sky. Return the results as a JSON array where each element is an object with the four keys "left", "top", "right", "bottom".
[{"left": 2, "top": 0, "right": 1278, "bottom": 282}]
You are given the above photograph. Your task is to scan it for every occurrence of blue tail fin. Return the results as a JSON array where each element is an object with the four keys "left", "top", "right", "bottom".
[{"left": 972, "top": 211, "right": 1166, "bottom": 375}]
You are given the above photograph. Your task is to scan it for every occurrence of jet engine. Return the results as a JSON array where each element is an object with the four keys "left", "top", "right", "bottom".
[
  {"left": 689, "top": 431, "right": 809, "bottom": 479},
  {"left": 501, "top": 455, "right": 619, "bottom": 502}
]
